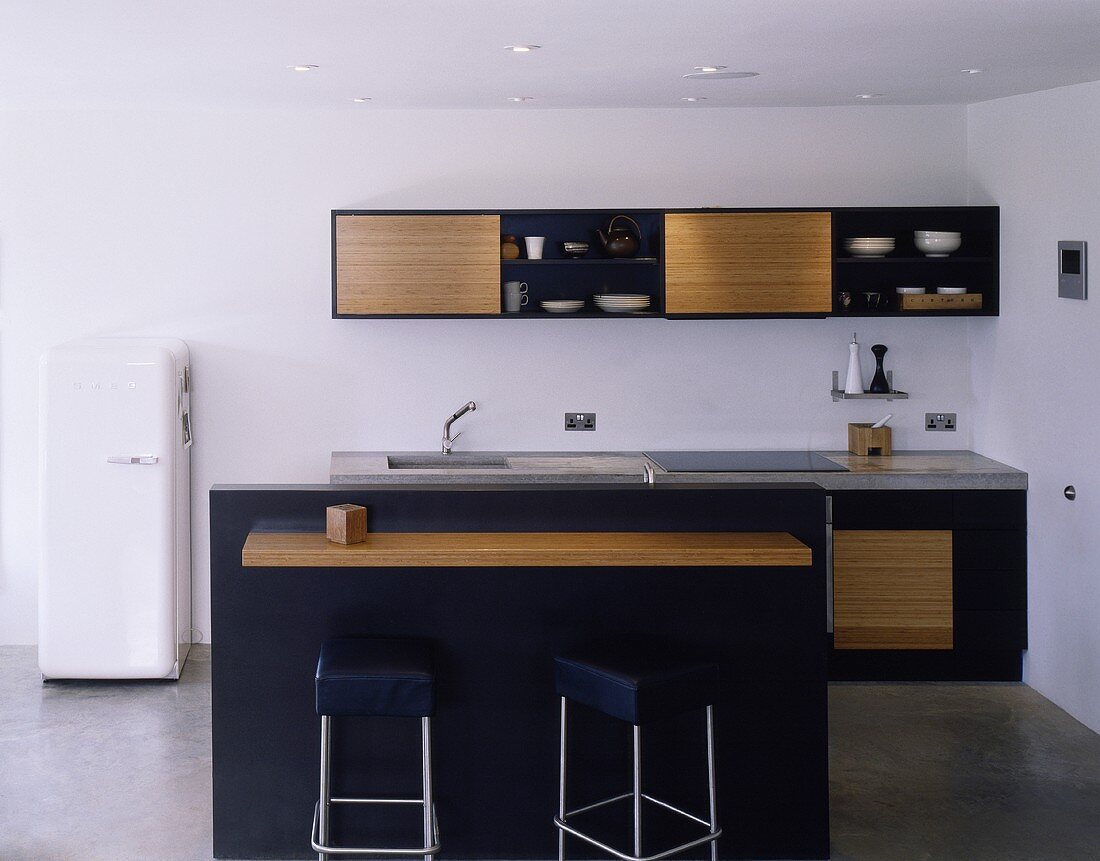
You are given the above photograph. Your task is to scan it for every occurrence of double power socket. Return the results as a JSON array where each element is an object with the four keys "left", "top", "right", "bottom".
[{"left": 926, "top": 412, "right": 957, "bottom": 432}]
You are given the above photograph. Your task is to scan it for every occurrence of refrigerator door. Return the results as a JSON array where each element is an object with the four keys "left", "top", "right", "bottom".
[{"left": 39, "top": 339, "right": 184, "bottom": 679}]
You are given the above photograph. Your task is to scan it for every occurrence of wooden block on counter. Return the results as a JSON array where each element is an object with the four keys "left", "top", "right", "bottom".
[
  {"left": 848, "top": 423, "right": 892, "bottom": 456},
  {"left": 326, "top": 504, "right": 367, "bottom": 545}
]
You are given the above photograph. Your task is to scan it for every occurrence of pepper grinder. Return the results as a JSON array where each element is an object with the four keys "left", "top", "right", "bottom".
[
  {"left": 868, "top": 343, "right": 891, "bottom": 394},
  {"left": 844, "top": 332, "right": 864, "bottom": 395}
]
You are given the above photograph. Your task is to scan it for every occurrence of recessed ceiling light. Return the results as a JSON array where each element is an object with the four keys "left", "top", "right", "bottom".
[
  {"left": 682, "top": 70, "right": 759, "bottom": 80},
  {"left": 693, "top": 65, "right": 728, "bottom": 73},
  {"left": 352, "top": 97, "right": 371, "bottom": 103},
  {"left": 505, "top": 45, "right": 541, "bottom": 52},
  {"left": 507, "top": 96, "right": 534, "bottom": 102},
  {"left": 287, "top": 64, "right": 319, "bottom": 72},
  {"left": 681, "top": 97, "right": 707, "bottom": 102},
  {"left": 855, "top": 93, "right": 885, "bottom": 99},
  {"left": 961, "top": 68, "right": 985, "bottom": 75}
]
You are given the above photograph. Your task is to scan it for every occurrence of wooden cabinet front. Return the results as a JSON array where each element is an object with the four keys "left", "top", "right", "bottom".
[
  {"left": 334, "top": 214, "right": 501, "bottom": 315},
  {"left": 833, "top": 530, "right": 953, "bottom": 650},
  {"left": 664, "top": 212, "right": 832, "bottom": 314}
]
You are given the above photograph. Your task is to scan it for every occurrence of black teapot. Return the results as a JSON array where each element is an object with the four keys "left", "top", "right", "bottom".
[{"left": 596, "top": 215, "right": 641, "bottom": 258}]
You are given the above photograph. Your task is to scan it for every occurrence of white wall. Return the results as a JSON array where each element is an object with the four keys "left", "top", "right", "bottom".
[
  {"left": 968, "top": 81, "right": 1100, "bottom": 733},
  {"left": 0, "top": 105, "right": 972, "bottom": 644}
]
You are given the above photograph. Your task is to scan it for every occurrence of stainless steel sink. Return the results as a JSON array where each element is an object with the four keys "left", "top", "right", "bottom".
[{"left": 386, "top": 454, "right": 511, "bottom": 470}]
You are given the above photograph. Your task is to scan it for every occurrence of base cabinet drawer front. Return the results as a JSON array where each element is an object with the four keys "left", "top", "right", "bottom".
[
  {"left": 953, "top": 491, "right": 1027, "bottom": 530},
  {"left": 954, "top": 568, "right": 1028, "bottom": 611},
  {"left": 954, "top": 610, "right": 1028, "bottom": 650},
  {"left": 954, "top": 530, "right": 1027, "bottom": 570},
  {"left": 335, "top": 214, "right": 501, "bottom": 315},
  {"left": 832, "top": 490, "right": 953, "bottom": 530},
  {"left": 833, "top": 530, "right": 953, "bottom": 650},
  {"left": 664, "top": 211, "right": 832, "bottom": 314}
]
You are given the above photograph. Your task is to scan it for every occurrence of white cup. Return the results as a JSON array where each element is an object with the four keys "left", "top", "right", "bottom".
[
  {"left": 503, "top": 281, "right": 528, "bottom": 313},
  {"left": 524, "top": 236, "right": 545, "bottom": 260}
]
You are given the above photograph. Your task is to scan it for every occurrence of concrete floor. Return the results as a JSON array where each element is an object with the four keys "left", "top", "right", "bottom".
[{"left": 1, "top": 647, "right": 1099, "bottom": 860}]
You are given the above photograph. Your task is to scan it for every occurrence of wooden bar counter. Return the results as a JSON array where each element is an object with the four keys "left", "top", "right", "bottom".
[{"left": 211, "top": 483, "right": 829, "bottom": 860}]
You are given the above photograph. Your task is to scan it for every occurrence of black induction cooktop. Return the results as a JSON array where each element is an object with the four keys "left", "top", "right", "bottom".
[{"left": 644, "top": 450, "right": 848, "bottom": 473}]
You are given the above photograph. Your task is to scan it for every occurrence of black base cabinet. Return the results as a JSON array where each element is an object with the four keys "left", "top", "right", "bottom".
[{"left": 828, "top": 490, "right": 1027, "bottom": 682}]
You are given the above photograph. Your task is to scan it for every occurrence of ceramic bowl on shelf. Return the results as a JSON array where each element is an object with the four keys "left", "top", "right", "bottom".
[
  {"left": 844, "top": 237, "right": 895, "bottom": 257},
  {"left": 914, "top": 230, "right": 962, "bottom": 257},
  {"left": 895, "top": 286, "right": 926, "bottom": 294},
  {"left": 936, "top": 286, "right": 967, "bottom": 294},
  {"left": 540, "top": 299, "right": 585, "bottom": 313},
  {"left": 560, "top": 242, "right": 589, "bottom": 258}
]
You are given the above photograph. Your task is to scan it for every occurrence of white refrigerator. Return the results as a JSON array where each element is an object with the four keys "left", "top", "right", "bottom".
[{"left": 39, "top": 337, "right": 192, "bottom": 680}]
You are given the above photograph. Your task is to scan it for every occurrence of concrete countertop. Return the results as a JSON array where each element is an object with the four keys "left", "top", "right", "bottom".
[{"left": 330, "top": 450, "right": 1027, "bottom": 491}]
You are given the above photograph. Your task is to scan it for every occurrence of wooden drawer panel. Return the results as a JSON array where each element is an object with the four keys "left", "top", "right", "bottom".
[
  {"left": 664, "top": 212, "right": 832, "bottom": 314},
  {"left": 834, "top": 530, "right": 953, "bottom": 650},
  {"left": 335, "top": 214, "right": 500, "bottom": 315}
]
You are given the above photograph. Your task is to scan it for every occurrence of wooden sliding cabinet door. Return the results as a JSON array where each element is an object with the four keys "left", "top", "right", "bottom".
[
  {"left": 833, "top": 530, "right": 953, "bottom": 650},
  {"left": 334, "top": 214, "right": 500, "bottom": 315},
  {"left": 664, "top": 212, "right": 832, "bottom": 314}
]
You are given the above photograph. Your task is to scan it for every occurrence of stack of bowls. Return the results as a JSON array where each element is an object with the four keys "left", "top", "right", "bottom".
[
  {"left": 844, "top": 237, "right": 895, "bottom": 258},
  {"left": 560, "top": 241, "right": 589, "bottom": 259},
  {"left": 914, "top": 231, "right": 962, "bottom": 257}
]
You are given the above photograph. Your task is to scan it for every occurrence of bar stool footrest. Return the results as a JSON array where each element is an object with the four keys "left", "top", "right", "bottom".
[
  {"left": 312, "top": 799, "right": 441, "bottom": 857},
  {"left": 555, "top": 793, "right": 720, "bottom": 861}
]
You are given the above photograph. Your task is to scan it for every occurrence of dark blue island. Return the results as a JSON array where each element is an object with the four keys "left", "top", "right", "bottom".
[{"left": 210, "top": 483, "right": 829, "bottom": 859}]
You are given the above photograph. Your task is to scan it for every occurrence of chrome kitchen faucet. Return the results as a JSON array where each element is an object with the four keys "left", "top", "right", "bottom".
[{"left": 441, "top": 401, "right": 476, "bottom": 454}]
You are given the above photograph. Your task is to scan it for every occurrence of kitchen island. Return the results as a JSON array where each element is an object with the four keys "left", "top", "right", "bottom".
[{"left": 211, "top": 483, "right": 829, "bottom": 860}]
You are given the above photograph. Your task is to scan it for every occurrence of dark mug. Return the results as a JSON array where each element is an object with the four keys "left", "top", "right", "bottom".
[{"left": 862, "top": 291, "right": 882, "bottom": 311}]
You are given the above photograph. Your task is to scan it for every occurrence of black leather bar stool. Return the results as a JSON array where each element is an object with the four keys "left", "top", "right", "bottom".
[
  {"left": 554, "top": 649, "right": 721, "bottom": 861},
  {"left": 311, "top": 638, "right": 440, "bottom": 861}
]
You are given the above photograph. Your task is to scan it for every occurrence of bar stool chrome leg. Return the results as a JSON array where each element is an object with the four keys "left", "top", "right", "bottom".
[
  {"left": 422, "top": 717, "right": 433, "bottom": 861},
  {"left": 633, "top": 725, "right": 642, "bottom": 859},
  {"left": 558, "top": 697, "right": 568, "bottom": 861},
  {"left": 706, "top": 705, "right": 718, "bottom": 861},
  {"left": 319, "top": 715, "right": 332, "bottom": 861}
]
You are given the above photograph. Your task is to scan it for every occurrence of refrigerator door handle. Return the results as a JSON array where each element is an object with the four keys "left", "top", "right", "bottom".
[{"left": 107, "top": 455, "right": 159, "bottom": 464}]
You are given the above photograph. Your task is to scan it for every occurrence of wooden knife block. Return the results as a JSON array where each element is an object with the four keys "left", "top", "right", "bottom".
[{"left": 848, "top": 423, "right": 892, "bottom": 456}]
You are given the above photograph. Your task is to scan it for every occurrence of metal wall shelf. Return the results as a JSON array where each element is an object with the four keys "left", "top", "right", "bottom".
[{"left": 831, "top": 370, "right": 908, "bottom": 401}]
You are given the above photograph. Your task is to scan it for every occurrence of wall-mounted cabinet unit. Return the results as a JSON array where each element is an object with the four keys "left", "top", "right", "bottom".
[
  {"left": 497, "top": 210, "right": 665, "bottom": 317},
  {"left": 832, "top": 206, "right": 999, "bottom": 316},
  {"left": 665, "top": 211, "right": 832, "bottom": 315},
  {"left": 331, "top": 206, "right": 999, "bottom": 319}
]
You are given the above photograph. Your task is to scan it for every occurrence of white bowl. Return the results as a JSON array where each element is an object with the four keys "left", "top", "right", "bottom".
[
  {"left": 936, "top": 287, "right": 967, "bottom": 294},
  {"left": 914, "top": 231, "right": 962, "bottom": 256},
  {"left": 895, "top": 287, "right": 926, "bottom": 294}
]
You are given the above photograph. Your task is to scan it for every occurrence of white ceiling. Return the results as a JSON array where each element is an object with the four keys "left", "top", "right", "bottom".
[{"left": 4, "top": 0, "right": 1100, "bottom": 110}]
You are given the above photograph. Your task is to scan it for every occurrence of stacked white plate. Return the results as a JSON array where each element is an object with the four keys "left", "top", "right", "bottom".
[
  {"left": 540, "top": 300, "right": 585, "bottom": 313},
  {"left": 593, "top": 294, "right": 651, "bottom": 312},
  {"left": 844, "top": 237, "right": 895, "bottom": 257}
]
